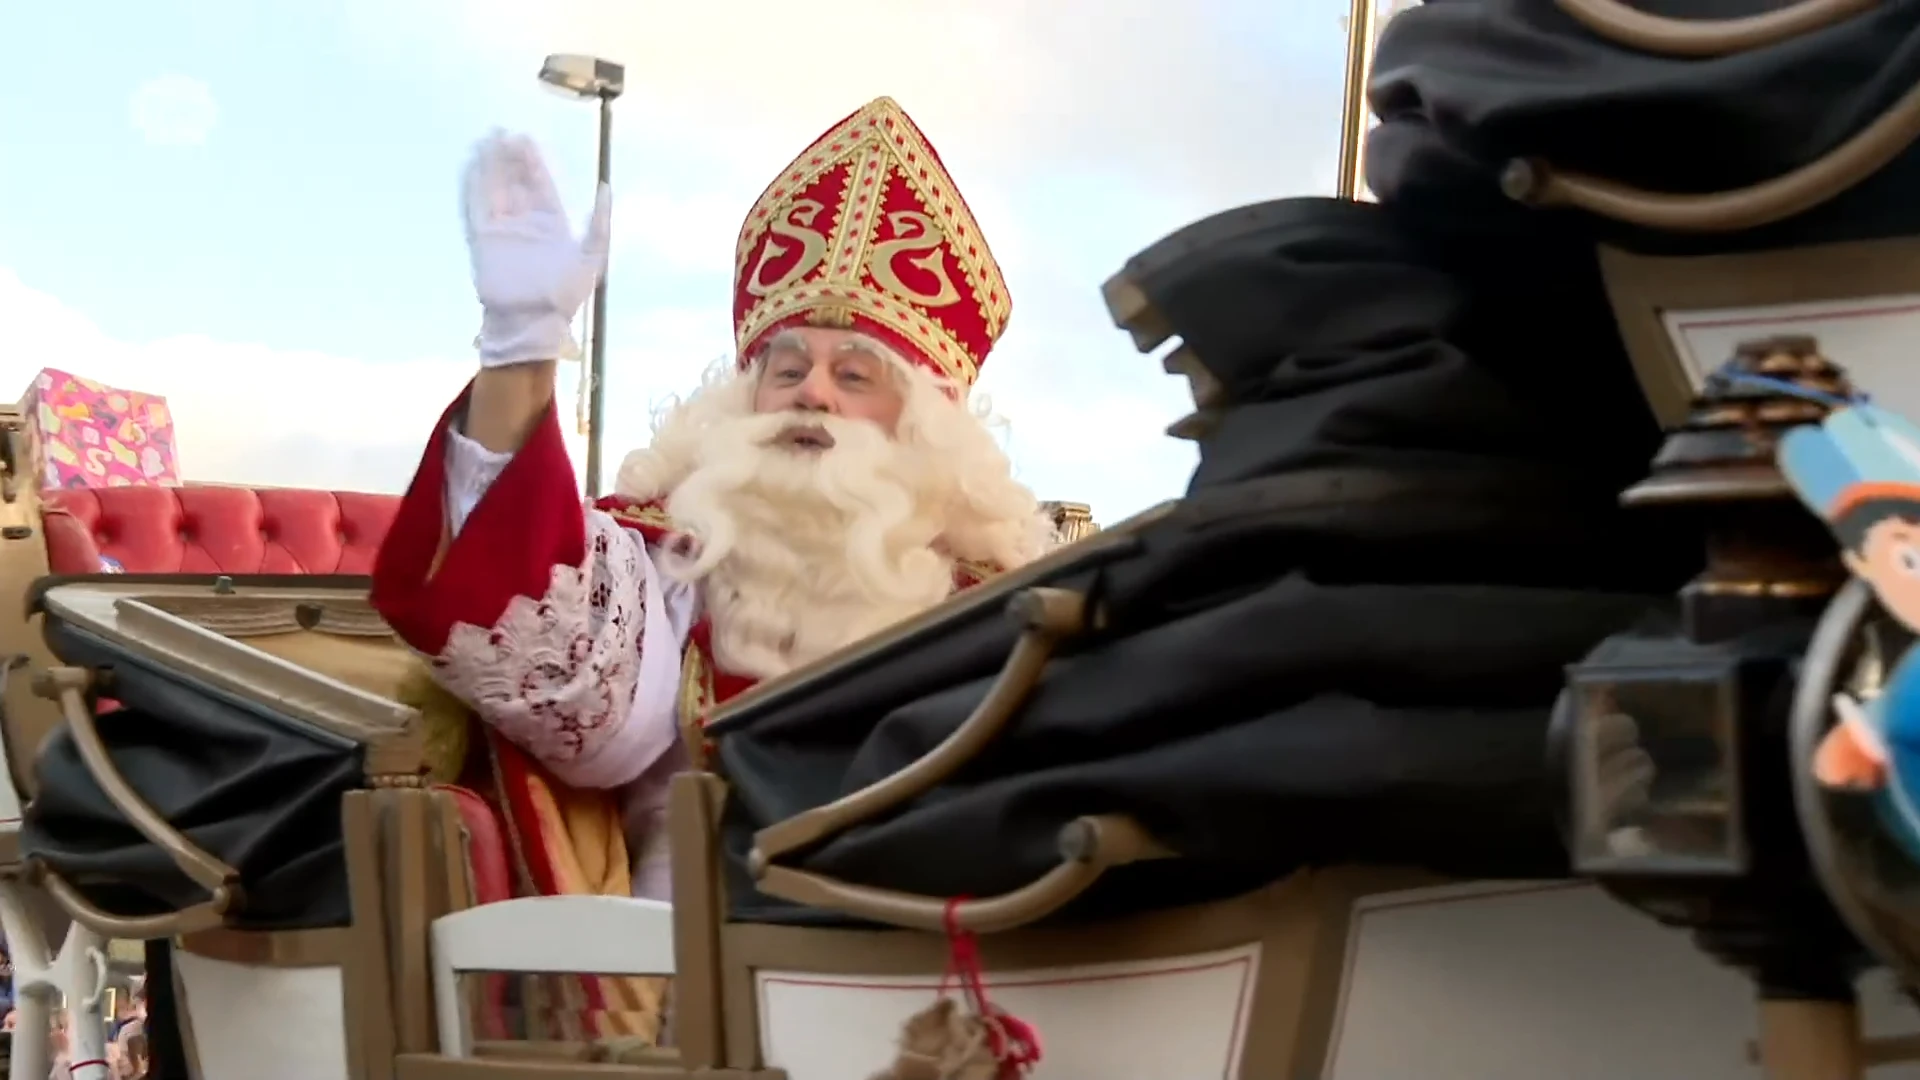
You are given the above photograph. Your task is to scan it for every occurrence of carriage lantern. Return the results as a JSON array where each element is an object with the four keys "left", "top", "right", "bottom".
[
  {"left": 1041, "top": 501, "right": 1098, "bottom": 547},
  {"left": 1552, "top": 337, "right": 1872, "bottom": 1060}
]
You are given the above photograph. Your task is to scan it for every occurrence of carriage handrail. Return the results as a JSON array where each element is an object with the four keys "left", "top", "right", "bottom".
[
  {"left": 753, "top": 814, "right": 1176, "bottom": 934},
  {"left": 33, "top": 665, "right": 240, "bottom": 884},
  {"left": 1554, "top": 0, "right": 1877, "bottom": 57},
  {"left": 1502, "top": 3, "right": 1918, "bottom": 231},
  {"left": 35, "top": 868, "right": 234, "bottom": 940},
  {"left": 749, "top": 586, "right": 1090, "bottom": 868}
]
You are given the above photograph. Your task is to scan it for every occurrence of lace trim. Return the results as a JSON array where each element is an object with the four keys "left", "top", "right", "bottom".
[{"left": 431, "top": 512, "right": 643, "bottom": 772}]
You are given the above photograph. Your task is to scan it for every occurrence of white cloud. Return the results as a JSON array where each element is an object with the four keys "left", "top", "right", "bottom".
[
  {"left": 614, "top": 189, "right": 745, "bottom": 274},
  {"left": 0, "top": 267, "right": 1186, "bottom": 522},
  {"left": 41, "top": 0, "right": 1345, "bottom": 524},
  {"left": 0, "top": 268, "right": 484, "bottom": 493},
  {"left": 350, "top": 0, "right": 1345, "bottom": 211},
  {"left": 128, "top": 75, "right": 219, "bottom": 148}
]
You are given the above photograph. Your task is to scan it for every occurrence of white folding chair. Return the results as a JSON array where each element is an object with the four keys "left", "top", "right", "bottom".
[{"left": 428, "top": 894, "right": 676, "bottom": 1058}]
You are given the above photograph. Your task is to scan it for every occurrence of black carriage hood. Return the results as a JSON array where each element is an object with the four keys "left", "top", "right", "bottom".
[
  {"left": 1367, "top": 0, "right": 1920, "bottom": 250},
  {"left": 19, "top": 598, "right": 363, "bottom": 931},
  {"left": 711, "top": 196, "right": 1699, "bottom": 927}
]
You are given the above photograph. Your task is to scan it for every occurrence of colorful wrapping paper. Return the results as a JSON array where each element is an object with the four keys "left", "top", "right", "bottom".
[{"left": 18, "top": 368, "right": 180, "bottom": 489}]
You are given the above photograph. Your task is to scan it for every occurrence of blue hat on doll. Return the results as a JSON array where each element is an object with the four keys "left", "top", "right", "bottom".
[{"left": 1780, "top": 404, "right": 1920, "bottom": 524}]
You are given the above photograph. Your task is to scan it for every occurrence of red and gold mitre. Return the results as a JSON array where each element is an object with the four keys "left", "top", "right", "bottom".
[{"left": 732, "top": 96, "right": 1010, "bottom": 389}]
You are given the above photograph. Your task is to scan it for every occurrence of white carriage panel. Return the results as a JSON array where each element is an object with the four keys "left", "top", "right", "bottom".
[
  {"left": 173, "top": 949, "right": 349, "bottom": 1080},
  {"left": 1661, "top": 295, "right": 1920, "bottom": 419},
  {"left": 1323, "top": 881, "right": 1920, "bottom": 1080},
  {"left": 757, "top": 944, "right": 1260, "bottom": 1080}
]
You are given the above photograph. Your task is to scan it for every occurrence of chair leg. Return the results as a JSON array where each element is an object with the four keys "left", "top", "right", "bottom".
[
  {"left": 1, "top": 880, "right": 55, "bottom": 1080},
  {"left": 8, "top": 992, "right": 49, "bottom": 1080},
  {"left": 0, "top": 880, "right": 111, "bottom": 1080},
  {"left": 54, "top": 920, "right": 110, "bottom": 1080}
]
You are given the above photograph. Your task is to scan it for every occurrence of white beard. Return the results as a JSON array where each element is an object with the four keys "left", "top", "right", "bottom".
[{"left": 658, "top": 411, "right": 958, "bottom": 681}]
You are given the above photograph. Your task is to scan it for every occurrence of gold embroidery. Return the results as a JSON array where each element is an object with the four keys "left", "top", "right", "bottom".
[
  {"left": 867, "top": 209, "right": 962, "bottom": 308},
  {"left": 733, "top": 97, "right": 1008, "bottom": 386},
  {"left": 737, "top": 279, "right": 981, "bottom": 386},
  {"left": 954, "top": 558, "right": 999, "bottom": 586},
  {"left": 826, "top": 144, "right": 886, "bottom": 290},
  {"left": 677, "top": 642, "right": 716, "bottom": 771},
  {"left": 744, "top": 199, "right": 830, "bottom": 298},
  {"left": 607, "top": 503, "right": 675, "bottom": 532}
]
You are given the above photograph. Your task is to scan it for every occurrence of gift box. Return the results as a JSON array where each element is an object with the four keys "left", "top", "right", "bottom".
[{"left": 17, "top": 368, "right": 180, "bottom": 489}]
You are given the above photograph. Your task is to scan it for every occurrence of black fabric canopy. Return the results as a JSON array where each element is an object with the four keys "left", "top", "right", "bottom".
[
  {"left": 1367, "top": 0, "right": 1920, "bottom": 252},
  {"left": 715, "top": 195, "right": 1702, "bottom": 927},
  {"left": 19, "top": 615, "right": 362, "bottom": 932}
]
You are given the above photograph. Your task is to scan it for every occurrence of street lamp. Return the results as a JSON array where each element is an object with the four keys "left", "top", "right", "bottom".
[{"left": 538, "top": 53, "right": 625, "bottom": 497}]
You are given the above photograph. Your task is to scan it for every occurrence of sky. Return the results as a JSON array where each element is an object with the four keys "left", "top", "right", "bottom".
[{"left": 0, "top": 0, "right": 1352, "bottom": 526}]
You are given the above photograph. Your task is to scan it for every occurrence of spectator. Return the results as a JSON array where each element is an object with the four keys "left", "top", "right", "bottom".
[
  {"left": 110, "top": 1020, "right": 146, "bottom": 1079},
  {"left": 48, "top": 1013, "right": 68, "bottom": 1080},
  {"left": 109, "top": 980, "right": 143, "bottom": 1040}
]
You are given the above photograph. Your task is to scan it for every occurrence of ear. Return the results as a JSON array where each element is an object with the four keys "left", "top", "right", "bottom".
[{"left": 1844, "top": 549, "right": 1869, "bottom": 579}]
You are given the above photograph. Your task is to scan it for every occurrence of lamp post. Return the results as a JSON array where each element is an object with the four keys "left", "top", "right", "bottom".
[
  {"left": 1336, "top": 0, "right": 1379, "bottom": 200},
  {"left": 538, "top": 53, "right": 625, "bottom": 497},
  {"left": 1336, "top": 0, "right": 1418, "bottom": 201}
]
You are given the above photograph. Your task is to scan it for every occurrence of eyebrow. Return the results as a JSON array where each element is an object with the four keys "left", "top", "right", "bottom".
[
  {"left": 765, "top": 329, "right": 810, "bottom": 354},
  {"left": 835, "top": 343, "right": 881, "bottom": 363},
  {"left": 761, "top": 331, "right": 885, "bottom": 366}
]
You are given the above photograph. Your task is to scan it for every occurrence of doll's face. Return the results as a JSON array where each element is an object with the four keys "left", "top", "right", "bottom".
[{"left": 1846, "top": 516, "right": 1920, "bottom": 629}]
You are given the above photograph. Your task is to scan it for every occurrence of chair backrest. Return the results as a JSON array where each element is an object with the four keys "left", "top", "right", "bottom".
[{"left": 429, "top": 895, "right": 676, "bottom": 1058}]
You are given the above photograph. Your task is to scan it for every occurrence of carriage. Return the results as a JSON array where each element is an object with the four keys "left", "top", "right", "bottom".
[{"left": 17, "top": 1, "right": 1920, "bottom": 1078}]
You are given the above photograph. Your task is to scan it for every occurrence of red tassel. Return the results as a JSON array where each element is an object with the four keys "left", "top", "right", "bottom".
[{"left": 941, "top": 898, "right": 1043, "bottom": 1078}]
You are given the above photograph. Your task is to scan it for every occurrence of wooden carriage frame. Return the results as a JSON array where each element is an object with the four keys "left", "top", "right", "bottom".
[
  {"left": 0, "top": 459, "right": 1446, "bottom": 1079},
  {"left": 0, "top": 371, "right": 1397, "bottom": 1080}
]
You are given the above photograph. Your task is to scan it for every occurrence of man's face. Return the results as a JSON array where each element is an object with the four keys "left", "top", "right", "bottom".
[
  {"left": 1847, "top": 516, "right": 1920, "bottom": 628},
  {"left": 752, "top": 327, "right": 906, "bottom": 441}
]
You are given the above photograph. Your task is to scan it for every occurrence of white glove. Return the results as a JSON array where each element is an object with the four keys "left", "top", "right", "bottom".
[{"left": 462, "top": 129, "right": 613, "bottom": 368}]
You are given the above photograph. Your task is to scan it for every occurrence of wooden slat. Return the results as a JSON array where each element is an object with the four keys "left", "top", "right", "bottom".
[
  {"left": 666, "top": 773, "right": 727, "bottom": 1069},
  {"left": 385, "top": 788, "right": 439, "bottom": 1053},
  {"left": 176, "top": 927, "right": 353, "bottom": 968},
  {"left": 345, "top": 791, "right": 398, "bottom": 1080}
]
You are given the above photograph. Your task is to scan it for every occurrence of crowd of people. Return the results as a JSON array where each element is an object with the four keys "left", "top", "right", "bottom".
[{"left": 0, "top": 945, "right": 147, "bottom": 1080}]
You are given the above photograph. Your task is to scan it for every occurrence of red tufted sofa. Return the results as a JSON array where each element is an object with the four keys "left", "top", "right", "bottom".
[
  {"left": 36, "top": 485, "right": 514, "bottom": 949},
  {"left": 42, "top": 485, "right": 400, "bottom": 576}
]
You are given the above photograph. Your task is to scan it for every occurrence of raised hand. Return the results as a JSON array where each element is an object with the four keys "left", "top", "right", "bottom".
[{"left": 463, "top": 130, "right": 613, "bottom": 368}]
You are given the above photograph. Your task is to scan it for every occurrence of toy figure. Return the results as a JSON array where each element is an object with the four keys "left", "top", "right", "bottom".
[{"left": 1779, "top": 395, "right": 1920, "bottom": 857}]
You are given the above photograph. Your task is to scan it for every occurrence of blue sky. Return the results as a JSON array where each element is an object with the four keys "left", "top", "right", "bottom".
[{"left": 0, "top": 0, "right": 1351, "bottom": 523}]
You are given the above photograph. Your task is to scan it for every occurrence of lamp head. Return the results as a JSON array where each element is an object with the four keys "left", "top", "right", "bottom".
[{"left": 538, "top": 54, "right": 624, "bottom": 100}]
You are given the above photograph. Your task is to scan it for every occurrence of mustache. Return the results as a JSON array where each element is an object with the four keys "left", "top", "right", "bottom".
[
  {"left": 666, "top": 411, "right": 937, "bottom": 598},
  {"left": 714, "top": 410, "right": 879, "bottom": 445}
]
